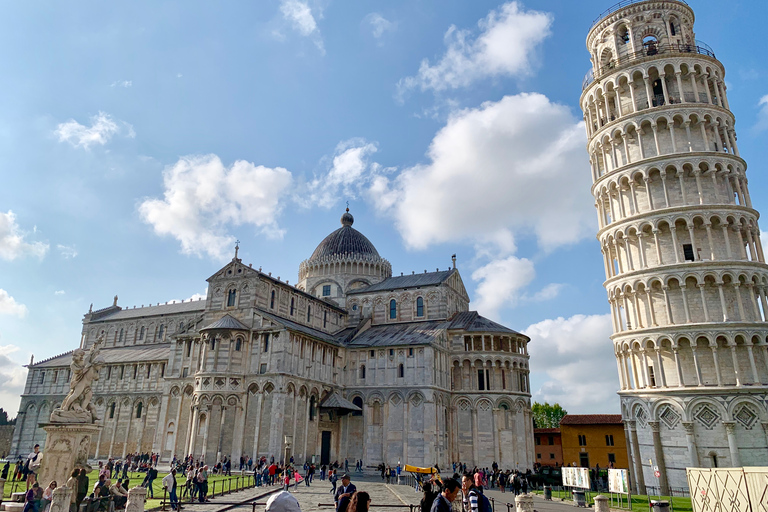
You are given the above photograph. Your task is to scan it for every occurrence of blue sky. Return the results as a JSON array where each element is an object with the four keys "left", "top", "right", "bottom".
[{"left": 0, "top": 0, "right": 766, "bottom": 415}]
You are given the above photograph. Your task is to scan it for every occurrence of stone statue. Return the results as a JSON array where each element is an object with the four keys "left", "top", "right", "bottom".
[{"left": 50, "top": 335, "right": 106, "bottom": 423}]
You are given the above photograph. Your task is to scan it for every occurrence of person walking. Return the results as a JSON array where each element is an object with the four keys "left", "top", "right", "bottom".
[
  {"left": 76, "top": 469, "right": 89, "bottom": 512},
  {"left": 333, "top": 474, "right": 356, "bottom": 512},
  {"left": 329, "top": 470, "right": 337, "bottom": 495},
  {"left": 25, "top": 445, "right": 42, "bottom": 490}
]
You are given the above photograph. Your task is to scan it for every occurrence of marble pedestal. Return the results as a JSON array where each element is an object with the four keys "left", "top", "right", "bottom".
[{"left": 38, "top": 423, "right": 101, "bottom": 487}]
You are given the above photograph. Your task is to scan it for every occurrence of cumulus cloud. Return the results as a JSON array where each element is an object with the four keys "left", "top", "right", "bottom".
[
  {"left": 398, "top": 1, "right": 552, "bottom": 95},
  {"left": 280, "top": 0, "right": 324, "bottom": 53},
  {"left": 56, "top": 244, "right": 78, "bottom": 259},
  {"left": 0, "top": 344, "right": 28, "bottom": 415},
  {"left": 364, "top": 13, "right": 396, "bottom": 40},
  {"left": 139, "top": 154, "right": 293, "bottom": 261},
  {"left": 54, "top": 290, "right": 65, "bottom": 296},
  {"left": 110, "top": 80, "right": 132, "bottom": 88},
  {"left": 369, "top": 93, "right": 594, "bottom": 251},
  {"left": 0, "top": 211, "right": 49, "bottom": 261},
  {"left": 55, "top": 111, "right": 134, "bottom": 149},
  {"left": 754, "top": 94, "right": 768, "bottom": 132},
  {"left": 299, "top": 139, "right": 380, "bottom": 208},
  {"left": 0, "top": 290, "right": 27, "bottom": 318},
  {"left": 525, "top": 314, "right": 620, "bottom": 414}
]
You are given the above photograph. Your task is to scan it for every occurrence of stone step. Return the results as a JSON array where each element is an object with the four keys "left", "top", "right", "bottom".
[
  {"left": 10, "top": 492, "right": 25, "bottom": 503},
  {"left": 2, "top": 502, "right": 25, "bottom": 512}
]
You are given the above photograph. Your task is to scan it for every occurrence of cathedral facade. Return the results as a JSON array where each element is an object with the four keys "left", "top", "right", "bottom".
[{"left": 11, "top": 211, "right": 534, "bottom": 469}]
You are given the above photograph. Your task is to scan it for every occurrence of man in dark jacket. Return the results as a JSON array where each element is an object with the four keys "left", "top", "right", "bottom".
[
  {"left": 333, "top": 474, "right": 356, "bottom": 512},
  {"left": 431, "top": 479, "right": 460, "bottom": 512}
]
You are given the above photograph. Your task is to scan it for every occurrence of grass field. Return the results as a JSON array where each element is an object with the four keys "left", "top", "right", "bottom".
[
  {"left": 2, "top": 471, "right": 279, "bottom": 511},
  {"left": 532, "top": 489, "right": 693, "bottom": 512}
]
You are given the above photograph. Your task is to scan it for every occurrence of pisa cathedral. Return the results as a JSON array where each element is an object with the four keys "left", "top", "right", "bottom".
[
  {"left": 11, "top": 210, "right": 534, "bottom": 469},
  {"left": 583, "top": 0, "right": 768, "bottom": 494}
]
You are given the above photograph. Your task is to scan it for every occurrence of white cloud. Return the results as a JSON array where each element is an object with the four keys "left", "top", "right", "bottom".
[
  {"left": 56, "top": 244, "right": 78, "bottom": 259},
  {"left": 525, "top": 314, "right": 619, "bottom": 414},
  {"left": 280, "top": 0, "right": 325, "bottom": 54},
  {"left": 398, "top": 1, "right": 552, "bottom": 95},
  {"left": 472, "top": 256, "right": 535, "bottom": 319},
  {"left": 0, "top": 290, "right": 28, "bottom": 318},
  {"left": 299, "top": 139, "right": 379, "bottom": 209},
  {"left": 110, "top": 80, "right": 132, "bottom": 88},
  {"left": 54, "top": 290, "right": 65, "bottom": 296},
  {"left": 139, "top": 154, "right": 293, "bottom": 261},
  {"left": 369, "top": 93, "right": 594, "bottom": 252},
  {"left": 0, "top": 211, "right": 49, "bottom": 261},
  {"left": 55, "top": 111, "right": 134, "bottom": 149},
  {"left": 0, "top": 344, "right": 28, "bottom": 416},
  {"left": 754, "top": 94, "right": 768, "bottom": 132},
  {"left": 364, "top": 13, "right": 396, "bottom": 40}
]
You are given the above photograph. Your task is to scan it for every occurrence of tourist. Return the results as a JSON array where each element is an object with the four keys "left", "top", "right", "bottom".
[
  {"left": 66, "top": 469, "right": 79, "bottom": 512},
  {"left": 198, "top": 465, "right": 209, "bottom": 503},
  {"left": 23, "top": 482, "right": 39, "bottom": 512},
  {"left": 162, "top": 469, "right": 181, "bottom": 511},
  {"left": 349, "top": 491, "right": 371, "bottom": 512},
  {"left": 76, "top": 469, "right": 89, "bottom": 512},
  {"left": 265, "top": 490, "right": 302, "bottom": 512},
  {"left": 109, "top": 479, "right": 128, "bottom": 509},
  {"left": 334, "top": 474, "right": 356, "bottom": 512},
  {"left": 420, "top": 482, "right": 439, "bottom": 512},
  {"left": 184, "top": 467, "right": 194, "bottom": 499},
  {"left": 41, "top": 481, "right": 56, "bottom": 512},
  {"left": 461, "top": 474, "right": 480, "bottom": 512},
  {"left": 25, "top": 445, "right": 43, "bottom": 490},
  {"left": 431, "top": 478, "right": 460, "bottom": 512},
  {"left": 282, "top": 468, "right": 292, "bottom": 491}
]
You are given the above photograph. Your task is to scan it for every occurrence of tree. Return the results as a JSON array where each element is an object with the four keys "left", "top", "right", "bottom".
[{"left": 532, "top": 402, "right": 567, "bottom": 428}]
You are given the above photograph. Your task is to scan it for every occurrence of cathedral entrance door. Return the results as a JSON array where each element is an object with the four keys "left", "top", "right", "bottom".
[{"left": 321, "top": 431, "right": 332, "bottom": 465}]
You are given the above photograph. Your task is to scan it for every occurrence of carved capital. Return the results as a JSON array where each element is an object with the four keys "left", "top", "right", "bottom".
[
  {"left": 648, "top": 421, "right": 661, "bottom": 433},
  {"left": 723, "top": 421, "right": 737, "bottom": 435},
  {"left": 682, "top": 421, "right": 695, "bottom": 435}
]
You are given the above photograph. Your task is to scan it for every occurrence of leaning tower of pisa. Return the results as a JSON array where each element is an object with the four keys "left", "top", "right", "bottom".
[{"left": 581, "top": 0, "right": 768, "bottom": 494}]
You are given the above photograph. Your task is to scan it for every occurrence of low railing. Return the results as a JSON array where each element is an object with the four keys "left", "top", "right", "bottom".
[
  {"left": 582, "top": 41, "right": 716, "bottom": 90},
  {"left": 590, "top": 0, "right": 689, "bottom": 28}
]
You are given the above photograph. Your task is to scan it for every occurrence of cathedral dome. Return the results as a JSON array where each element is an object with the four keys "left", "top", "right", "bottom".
[{"left": 309, "top": 210, "right": 381, "bottom": 260}]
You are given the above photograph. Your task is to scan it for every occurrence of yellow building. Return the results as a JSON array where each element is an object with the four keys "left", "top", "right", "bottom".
[{"left": 560, "top": 414, "right": 628, "bottom": 469}]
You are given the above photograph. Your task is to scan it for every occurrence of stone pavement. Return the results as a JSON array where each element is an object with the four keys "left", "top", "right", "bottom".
[{"left": 285, "top": 481, "right": 418, "bottom": 511}]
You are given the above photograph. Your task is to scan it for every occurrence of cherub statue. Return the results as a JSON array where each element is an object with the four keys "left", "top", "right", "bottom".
[{"left": 51, "top": 335, "right": 106, "bottom": 423}]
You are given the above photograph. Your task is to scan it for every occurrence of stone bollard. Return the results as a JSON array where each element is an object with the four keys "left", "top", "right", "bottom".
[
  {"left": 126, "top": 486, "right": 148, "bottom": 512},
  {"left": 49, "top": 484, "right": 73, "bottom": 512},
  {"left": 594, "top": 495, "right": 609, "bottom": 512},
  {"left": 515, "top": 493, "right": 534, "bottom": 512}
]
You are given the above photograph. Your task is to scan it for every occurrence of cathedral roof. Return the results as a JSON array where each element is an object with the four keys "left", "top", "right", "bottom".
[
  {"left": 258, "top": 309, "right": 341, "bottom": 345},
  {"left": 88, "top": 300, "right": 205, "bottom": 322},
  {"left": 449, "top": 311, "right": 527, "bottom": 338},
  {"left": 319, "top": 392, "right": 361, "bottom": 412},
  {"left": 30, "top": 343, "right": 172, "bottom": 368},
  {"left": 347, "top": 269, "right": 455, "bottom": 294},
  {"left": 309, "top": 210, "right": 381, "bottom": 261},
  {"left": 200, "top": 314, "right": 249, "bottom": 332},
  {"left": 344, "top": 320, "right": 450, "bottom": 347}
]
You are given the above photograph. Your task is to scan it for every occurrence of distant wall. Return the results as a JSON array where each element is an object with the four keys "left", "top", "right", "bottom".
[{"left": 0, "top": 425, "right": 16, "bottom": 458}]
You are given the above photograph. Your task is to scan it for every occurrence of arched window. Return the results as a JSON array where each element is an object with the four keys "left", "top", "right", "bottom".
[
  {"left": 390, "top": 299, "right": 397, "bottom": 319},
  {"left": 136, "top": 402, "right": 143, "bottom": 419},
  {"left": 352, "top": 396, "right": 363, "bottom": 417},
  {"left": 263, "top": 334, "right": 270, "bottom": 353},
  {"left": 118, "top": 328, "right": 124, "bottom": 343},
  {"left": 398, "top": 363, "right": 404, "bottom": 378},
  {"left": 139, "top": 326, "right": 145, "bottom": 340},
  {"left": 307, "top": 306, "right": 312, "bottom": 322},
  {"left": 227, "top": 289, "right": 236, "bottom": 307},
  {"left": 211, "top": 339, "right": 216, "bottom": 351},
  {"left": 270, "top": 290, "right": 275, "bottom": 309},
  {"left": 372, "top": 402, "right": 382, "bottom": 425},
  {"left": 360, "top": 365, "right": 366, "bottom": 379},
  {"left": 235, "top": 338, "right": 242, "bottom": 351},
  {"left": 309, "top": 396, "right": 317, "bottom": 421},
  {"left": 290, "top": 298, "right": 295, "bottom": 316},
  {"left": 178, "top": 321, "right": 184, "bottom": 332},
  {"left": 109, "top": 403, "right": 116, "bottom": 419},
  {"left": 670, "top": 21, "right": 676, "bottom": 36},
  {"left": 416, "top": 297, "right": 424, "bottom": 317},
  {"left": 323, "top": 311, "right": 327, "bottom": 328},
  {"left": 500, "top": 403, "right": 510, "bottom": 429},
  {"left": 158, "top": 325, "right": 165, "bottom": 340},
  {"left": 711, "top": 453, "right": 719, "bottom": 468}
]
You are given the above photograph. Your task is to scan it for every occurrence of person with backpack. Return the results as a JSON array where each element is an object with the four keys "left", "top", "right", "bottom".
[{"left": 461, "top": 474, "right": 491, "bottom": 512}]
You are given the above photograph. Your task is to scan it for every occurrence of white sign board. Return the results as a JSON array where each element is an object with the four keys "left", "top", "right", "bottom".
[
  {"left": 608, "top": 468, "right": 629, "bottom": 494},
  {"left": 561, "top": 467, "right": 591, "bottom": 489}
]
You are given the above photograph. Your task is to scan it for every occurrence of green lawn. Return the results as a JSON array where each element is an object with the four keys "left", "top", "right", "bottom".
[
  {"left": 532, "top": 489, "right": 693, "bottom": 512},
  {"left": 2, "top": 471, "right": 278, "bottom": 511}
]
